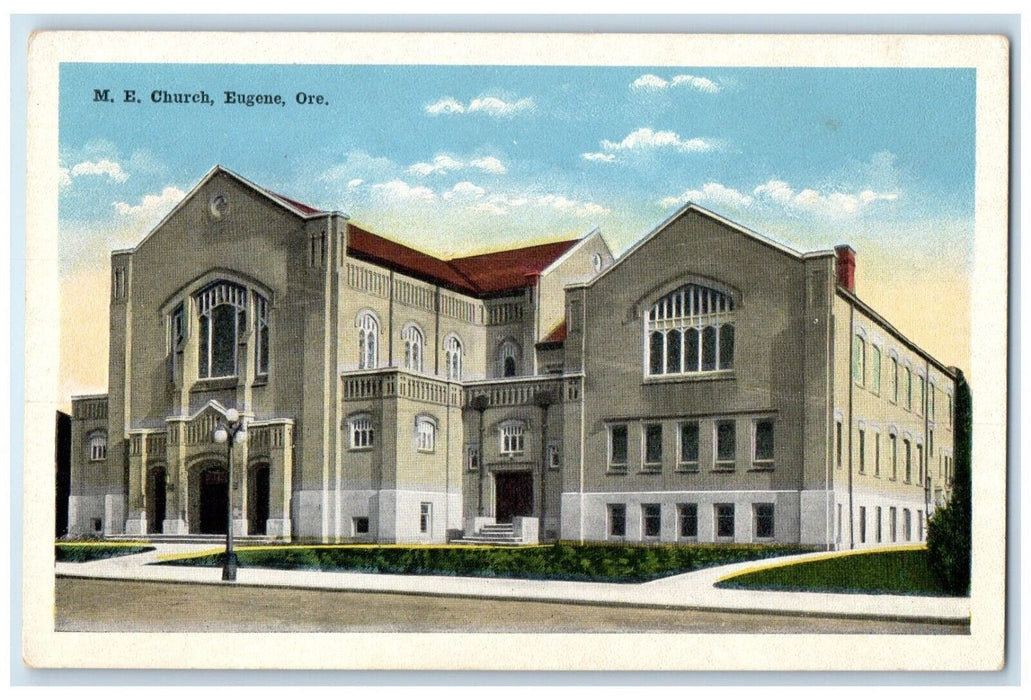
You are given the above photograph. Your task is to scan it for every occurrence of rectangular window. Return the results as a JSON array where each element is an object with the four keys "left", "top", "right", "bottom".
[
  {"left": 876, "top": 506, "right": 883, "bottom": 543},
  {"left": 350, "top": 416, "right": 374, "bottom": 449},
  {"left": 903, "top": 508, "right": 912, "bottom": 541},
  {"left": 871, "top": 345, "right": 881, "bottom": 395},
  {"left": 419, "top": 502, "right": 432, "bottom": 534},
  {"left": 858, "top": 429, "right": 866, "bottom": 473},
  {"left": 353, "top": 517, "right": 369, "bottom": 535},
  {"left": 678, "top": 422, "right": 700, "bottom": 471},
  {"left": 643, "top": 424, "right": 662, "bottom": 470},
  {"left": 917, "top": 444, "right": 924, "bottom": 486},
  {"left": 467, "top": 445, "right": 480, "bottom": 472},
  {"left": 918, "top": 510, "right": 924, "bottom": 540},
  {"left": 416, "top": 418, "right": 436, "bottom": 452},
  {"left": 853, "top": 335, "right": 866, "bottom": 386},
  {"left": 874, "top": 432, "right": 881, "bottom": 477},
  {"left": 891, "top": 357, "right": 899, "bottom": 403},
  {"left": 835, "top": 421, "right": 843, "bottom": 469},
  {"left": 754, "top": 503, "right": 775, "bottom": 539},
  {"left": 837, "top": 503, "right": 842, "bottom": 543},
  {"left": 608, "top": 504, "right": 627, "bottom": 537},
  {"left": 753, "top": 419, "right": 774, "bottom": 469},
  {"left": 609, "top": 424, "right": 628, "bottom": 470},
  {"left": 859, "top": 506, "right": 867, "bottom": 543},
  {"left": 715, "top": 420, "right": 735, "bottom": 470},
  {"left": 547, "top": 444, "right": 561, "bottom": 470},
  {"left": 929, "top": 429, "right": 934, "bottom": 458},
  {"left": 890, "top": 434, "right": 898, "bottom": 480},
  {"left": 500, "top": 423, "right": 525, "bottom": 455},
  {"left": 715, "top": 504, "right": 735, "bottom": 539},
  {"left": 678, "top": 503, "right": 698, "bottom": 538},
  {"left": 904, "top": 439, "right": 912, "bottom": 482},
  {"left": 917, "top": 376, "right": 926, "bottom": 416},
  {"left": 890, "top": 507, "right": 898, "bottom": 542},
  {"left": 642, "top": 504, "right": 661, "bottom": 538},
  {"left": 929, "top": 384, "right": 936, "bottom": 420},
  {"left": 905, "top": 367, "right": 913, "bottom": 410}
]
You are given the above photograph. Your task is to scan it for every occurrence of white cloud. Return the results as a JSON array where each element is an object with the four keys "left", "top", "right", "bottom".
[
  {"left": 408, "top": 154, "right": 508, "bottom": 177},
  {"left": 60, "top": 158, "right": 130, "bottom": 188},
  {"left": 660, "top": 182, "right": 754, "bottom": 210},
  {"left": 581, "top": 152, "right": 616, "bottom": 163},
  {"left": 408, "top": 155, "right": 465, "bottom": 176},
  {"left": 425, "top": 97, "right": 466, "bottom": 115},
  {"left": 59, "top": 167, "right": 72, "bottom": 188},
  {"left": 468, "top": 156, "right": 507, "bottom": 174},
  {"left": 601, "top": 128, "right": 717, "bottom": 153},
  {"left": 752, "top": 179, "right": 899, "bottom": 218},
  {"left": 443, "top": 181, "right": 486, "bottom": 201},
  {"left": 370, "top": 180, "right": 436, "bottom": 202},
  {"left": 425, "top": 95, "right": 535, "bottom": 117},
  {"left": 347, "top": 179, "right": 363, "bottom": 188},
  {"left": 632, "top": 73, "right": 720, "bottom": 93},
  {"left": 112, "top": 186, "right": 186, "bottom": 222}
]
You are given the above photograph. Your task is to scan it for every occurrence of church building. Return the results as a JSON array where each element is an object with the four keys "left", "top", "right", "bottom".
[{"left": 67, "top": 166, "right": 957, "bottom": 549}]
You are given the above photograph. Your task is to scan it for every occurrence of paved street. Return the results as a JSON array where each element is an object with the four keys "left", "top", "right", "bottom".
[{"left": 55, "top": 577, "right": 968, "bottom": 634}]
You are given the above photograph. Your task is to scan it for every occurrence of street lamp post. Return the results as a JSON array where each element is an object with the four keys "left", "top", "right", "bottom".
[
  {"left": 533, "top": 390, "right": 555, "bottom": 542},
  {"left": 469, "top": 394, "right": 490, "bottom": 517},
  {"left": 213, "top": 407, "right": 247, "bottom": 582}
]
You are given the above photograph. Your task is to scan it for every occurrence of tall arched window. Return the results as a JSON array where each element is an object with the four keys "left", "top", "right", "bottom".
[
  {"left": 402, "top": 324, "right": 424, "bottom": 372},
  {"left": 499, "top": 339, "right": 520, "bottom": 377},
  {"left": 647, "top": 284, "right": 734, "bottom": 376},
  {"left": 444, "top": 335, "right": 463, "bottom": 380},
  {"left": 255, "top": 293, "right": 270, "bottom": 376},
  {"left": 197, "top": 282, "right": 247, "bottom": 378},
  {"left": 356, "top": 312, "right": 379, "bottom": 370}
]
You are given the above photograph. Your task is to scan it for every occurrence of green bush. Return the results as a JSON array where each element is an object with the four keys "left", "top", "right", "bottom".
[
  {"left": 55, "top": 544, "right": 154, "bottom": 562},
  {"left": 926, "top": 369, "right": 971, "bottom": 595},
  {"left": 160, "top": 542, "right": 813, "bottom": 583}
]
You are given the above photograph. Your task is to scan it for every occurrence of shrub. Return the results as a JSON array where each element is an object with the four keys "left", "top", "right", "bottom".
[{"left": 926, "top": 369, "right": 972, "bottom": 595}]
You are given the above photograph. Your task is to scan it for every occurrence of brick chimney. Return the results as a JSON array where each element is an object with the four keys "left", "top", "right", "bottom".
[{"left": 834, "top": 244, "right": 856, "bottom": 293}]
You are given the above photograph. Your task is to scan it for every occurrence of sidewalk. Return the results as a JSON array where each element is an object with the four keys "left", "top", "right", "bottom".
[{"left": 56, "top": 544, "right": 970, "bottom": 625}]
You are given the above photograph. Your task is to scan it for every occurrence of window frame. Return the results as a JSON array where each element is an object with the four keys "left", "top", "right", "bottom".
[
  {"left": 715, "top": 503, "right": 735, "bottom": 539},
  {"left": 415, "top": 416, "right": 437, "bottom": 453},
  {"left": 678, "top": 503, "right": 698, "bottom": 539},
  {"left": 754, "top": 503, "right": 775, "bottom": 540},
  {"left": 88, "top": 431, "right": 107, "bottom": 462},
  {"left": 752, "top": 418, "right": 774, "bottom": 470},
  {"left": 356, "top": 311, "right": 380, "bottom": 370},
  {"left": 467, "top": 444, "right": 481, "bottom": 472},
  {"left": 608, "top": 503, "right": 627, "bottom": 538},
  {"left": 499, "top": 421, "right": 526, "bottom": 456},
  {"left": 608, "top": 423, "right": 629, "bottom": 471},
  {"left": 714, "top": 420, "right": 736, "bottom": 471},
  {"left": 642, "top": 423, "right": 663, "bottom": 471},
  {"left": 645, "top": 283, "right": 735, "bottom": 379},
  {"left": 196, "top": 281, "right": 248, "bottom": 380},
  {"left": 444, "top": 334, "right": 463, "bottom": 381},
  {"left": 348, "top": 414, "right": 375, "bottom": 450},
  {"left": 677, "top": 421, "right": 700, "bottom": 472},
  {"left": 870, "top": 345, "right": 882, "bottom": 395},
  {"left": 401, "top": 323, "right": 425, "bottom": 373},
  {"left": 642, "top": 503, "right": 661, "bottom": 538},
  {"left": 419, "top": 502, "right": 432, "bottom": 535}
]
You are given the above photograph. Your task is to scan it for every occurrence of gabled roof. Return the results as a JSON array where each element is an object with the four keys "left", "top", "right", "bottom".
[
  {"left": 346, "top": 225, "right": 581, "bottom": 297},
  {"left": 347, "top": 225, "right": 480, "bottom": 294},
  {"left": 448, "top": 239, "right": 580, "bottom": 295}
]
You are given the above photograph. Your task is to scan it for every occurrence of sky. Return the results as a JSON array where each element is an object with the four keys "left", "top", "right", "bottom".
[{"left": 57, "top": 63, "right": 976, "bottom": 405}]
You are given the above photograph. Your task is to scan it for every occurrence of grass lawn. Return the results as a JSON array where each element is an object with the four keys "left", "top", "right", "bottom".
[
  {"left": 158, "top": 543, "right": 815, "bottom": 583},
  {"left": 716, "top": 547, "right": 959, "bottom": 596},
  {"left": 56, "top": 543, "right": 155, "bottom": 562}
]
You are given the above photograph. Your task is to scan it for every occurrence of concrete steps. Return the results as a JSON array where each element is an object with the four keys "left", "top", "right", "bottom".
[{"left": 451, "top": 523, "right": 527, "bottom": 546}]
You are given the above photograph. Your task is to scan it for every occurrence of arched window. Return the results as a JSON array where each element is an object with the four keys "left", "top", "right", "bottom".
[
  {"left": 499, "top": 339, "right": 520, "bottom": 377},
  {"left": 88, "top": 432, "right": 107, "bottom": 461},
  {"left": 444, "top": 335, "right": 463, "bottom": 380},
  {"left": 356, "top": 312, "right": 379, "bottom": 370},
  {"left": 402, "top": 324, "right": 424, "bottom": 372},
  {"left": 415, "top": 416, "right": 436, "bottom": 452},
  {"left": 255, "top": 293, "right": 270, "bottom": 376},
  {"left": 499, "top": 421, "right": 526, "bottom": 455},
  {"left": 197, "top": 282, "right": 247, "bottom": 378},
  {"left": 647, "top": 284, "right": 734, "bottom": 376},
  {"left": 348, "top": 413, "right": 374, "bottom": 449}
]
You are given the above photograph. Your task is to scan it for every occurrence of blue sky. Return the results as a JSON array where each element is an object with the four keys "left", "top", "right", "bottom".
[{"left": 57, "top": 62, "right": 976, "bottom": 398}]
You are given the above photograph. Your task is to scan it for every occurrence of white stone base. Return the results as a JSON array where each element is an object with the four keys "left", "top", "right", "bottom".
[
  {"left": 266, "top": 519, "right": 291, "bottom": 538},
  {"left": 232, "top": 518, "right": 248, "bottom": 537},
  {"left": 124, "top": 513, "right": 147, "bottom": 536},
  {"left": 463, "top": 516, "right": 495, "bottom": 537},
  {"left": 512, "top": 517, "right": 539, "bottom": 544},
  {"left": 163, "top": 519, "right": 189, "bottom": 535}
]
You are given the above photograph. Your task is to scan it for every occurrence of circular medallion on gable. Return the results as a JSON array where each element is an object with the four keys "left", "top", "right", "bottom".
[
  {"left": 592, "top": 252, "right": 604, "bottom": 272},
  {"left": 209, "top": 193, "right": 230, "bottom": 220}
]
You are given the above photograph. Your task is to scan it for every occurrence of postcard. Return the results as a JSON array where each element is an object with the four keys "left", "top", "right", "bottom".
[{"left": 23, "top": 30, "right": 1008, "bottom": 671}]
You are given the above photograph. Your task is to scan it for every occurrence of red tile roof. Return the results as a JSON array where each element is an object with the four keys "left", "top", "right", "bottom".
[
  {"left": 449, "top": 239, "right": 579, "bottom": 295},
  {"left": 541, "top": 321, "right": 567, "bottom": 344},
  {"left": 263, "top": 188, "right": 324, "bottom": 215},
  {"left": 346, "top": 224, "right": 580, "bottom": 297}
]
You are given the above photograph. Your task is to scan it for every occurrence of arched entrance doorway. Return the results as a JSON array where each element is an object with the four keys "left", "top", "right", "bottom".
[
  {"left": 198, "top": 465, "right": 229, "bottom": 534},
  {"left": 248, "top": 464, "right": 270, "bottom": 535},
  {"left": 147, "top": 466, "right": 167, "bottom": 534}
]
